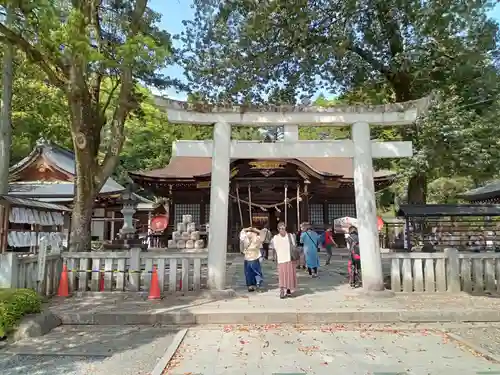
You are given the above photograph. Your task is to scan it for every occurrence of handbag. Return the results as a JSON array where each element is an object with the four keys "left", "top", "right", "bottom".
[{"left": 288, "top": 233, "right": 300, "bottom": 261}]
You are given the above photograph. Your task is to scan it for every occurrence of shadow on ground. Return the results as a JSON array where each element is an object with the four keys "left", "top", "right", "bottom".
[{"left": 0, "top": 326, "right": 181, "bottom": 375}]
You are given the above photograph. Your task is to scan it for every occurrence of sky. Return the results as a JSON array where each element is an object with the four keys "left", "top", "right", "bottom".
[{"left": 149, "top": 0, "right": 500, "bottom": 101}]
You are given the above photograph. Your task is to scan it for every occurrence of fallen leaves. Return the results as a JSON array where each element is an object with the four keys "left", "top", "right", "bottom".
[{"left": 298, "top": 345, "right": 320, "bottom": 355}]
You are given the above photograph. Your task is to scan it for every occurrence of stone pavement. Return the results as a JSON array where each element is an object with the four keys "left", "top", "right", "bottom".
[
  {"left": 0, "top": 326, "right": 180, "bottom": 375},
  {"left": 48, "top": 254, "right": 500, "bottom": 324},
  {"left": 163, "top": 324, "right": 500, "bottom": 375}
]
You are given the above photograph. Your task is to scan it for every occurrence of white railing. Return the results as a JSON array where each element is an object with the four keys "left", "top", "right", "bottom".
[
  {"left": 382, "top": 249, "right": 500, "bottom": 293},
  {"left": 61, "top": 250, "right": 208, "bottom": 293},
  {"left": 16, "top": 254, "right": 62, "bottom": 296}
]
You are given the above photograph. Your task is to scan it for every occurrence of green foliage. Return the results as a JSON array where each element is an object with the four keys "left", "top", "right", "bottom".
[
  {"left": 7, "top": 53, "right": 72, "bottom": 163},
  {"left": 0, "top": 0, "right": 178, "bottom": 250},
  {"left": 180, "top": 0, "right": 500, "bottom": 204},
  {"left": 0, "top": 288, "right": 42, "bottom": 337},
  {"left": 427, "top": 177, "right": 474, "bottom": 204}
]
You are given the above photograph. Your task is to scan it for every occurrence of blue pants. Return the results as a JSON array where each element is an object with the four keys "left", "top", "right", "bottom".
[{"left": 244, "top": 259, "right": 263, "bottom": 286}]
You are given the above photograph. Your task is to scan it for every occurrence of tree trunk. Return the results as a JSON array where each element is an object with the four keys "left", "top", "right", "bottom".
[
  {"left": 69, "top": 183, "right": 95, "bottom": 252},
  {"left": 69, "top": 147, "right": 96, "bottom": 251},
  {"left": 407, "top": 172, "right": 427, "bottom": 205},
  {"left": 0, "top": 9, "right": 14, "bottom": 195},
  {"left": 392, "top": 75, "right": 428, "bottom": 204},
  {"left": 68, "top": 117, "right": 99, "bottom": 252}
]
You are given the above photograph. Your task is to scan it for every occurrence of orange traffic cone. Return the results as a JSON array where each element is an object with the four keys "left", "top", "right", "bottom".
[
  {"left": 148, "top": 266, "right": 161, "bottom": 300},
  {"left": 99, "top": 272, "right": 104, "bottom": 292},
  {"left": 57, "top": 264, "right": 69, "bottom": 297}
]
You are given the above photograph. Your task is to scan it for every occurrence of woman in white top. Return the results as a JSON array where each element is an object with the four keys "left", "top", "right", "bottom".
[
  {"left": 239, "top": 227, "right": 264, "bottom": 292},
  {"left": 270, "top": 222, "right": 298, "bottom": 299}
]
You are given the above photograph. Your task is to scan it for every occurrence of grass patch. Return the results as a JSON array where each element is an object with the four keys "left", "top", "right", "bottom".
[{"left": 0, "top": 288, "right": 42, "bottom": 338}]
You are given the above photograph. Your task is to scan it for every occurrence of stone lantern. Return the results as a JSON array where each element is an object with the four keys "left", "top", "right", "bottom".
[{"left": 119, "top": 184, "right": 138, "bottom": 240}]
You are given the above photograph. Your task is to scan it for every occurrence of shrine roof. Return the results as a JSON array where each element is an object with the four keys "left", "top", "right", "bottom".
[
  {"left": 9, "top": 139, "right": 125, "bottom": 196},
  {"left": 461, "top": 180, "right": 500, "bottom": 202},
  {"left": 129, "top": 157, "right": 394, "bottom": 181},
  {"left": 8, "top": 181, "right": 123, "bottom": 199},
  {"left": 0, "top": 195, "right": 72, "bottom": 212}
]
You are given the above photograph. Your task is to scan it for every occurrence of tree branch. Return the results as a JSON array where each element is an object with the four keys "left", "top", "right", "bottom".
[
  {"left": 347, "top": 43, "right": 392, "bottom": 80},
  {"left": 100, "top": 78, "right": 121, "bottom": 116},
  {"left": 96, "top": 0, "right": 147, "bottom": 190},
  {"left": 0, "top": 23, "right": 66, "bottom": 88},
  {"left": 89, "top": 1, "right": 104, "bottom": 105}
]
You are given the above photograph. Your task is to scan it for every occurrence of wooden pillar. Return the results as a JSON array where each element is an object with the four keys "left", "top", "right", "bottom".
[
  {"left": 302, "top": 183, "right": 310, "bottom": 223},
  {"left": 110, "top": 211, "right": 116, "bottom": 240},
  {"left": 168, "top": 185, "right": 175, "bottom": 232},
  {"left": 323, "top": 202, "right": 329, "bottom": 227},
  {"left": 200, "top": 196, "right": 206, "bottom": 225},
  {"left": 0, "top": 202, "right": 9, "bottom": 253}
]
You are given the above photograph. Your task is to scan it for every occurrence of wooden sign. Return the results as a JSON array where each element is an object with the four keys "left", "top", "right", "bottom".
[
  {"left": 323, "top": 180, "right": 341, "bottom": 188},
  {"left": 196, "top": 181, "right": 211, "bottom": 189},
  {"left": 231, "top": 167, "right": 239, "bottom": 178},
  {"left": 249, "top": 161, "right": 285, "bottom": 170}
]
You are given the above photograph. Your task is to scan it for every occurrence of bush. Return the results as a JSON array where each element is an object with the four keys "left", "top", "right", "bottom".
[{"left": 0, "top": 288, "right": 42, "bottom": 338}]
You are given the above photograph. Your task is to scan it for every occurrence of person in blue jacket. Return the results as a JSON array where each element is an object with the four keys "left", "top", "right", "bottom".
[{"left": 300, "top": 222, "right": 320, "bottom": 277}]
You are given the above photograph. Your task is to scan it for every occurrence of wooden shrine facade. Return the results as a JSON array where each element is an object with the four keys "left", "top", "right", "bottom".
[
  {"left": 130, "top": 157, "right": 395, "bottom": 250},
  {"left": 7, "top": 139, "right": 153, "bottom": 243}
]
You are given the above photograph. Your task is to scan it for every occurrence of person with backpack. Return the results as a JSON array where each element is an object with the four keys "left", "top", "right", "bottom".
[{"left": 300, "top": 222, "right": 320, "bottom": 277}]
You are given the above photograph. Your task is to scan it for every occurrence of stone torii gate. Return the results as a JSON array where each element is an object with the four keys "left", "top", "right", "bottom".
[{"left": 157, "top": 97, "right": 430, "bottom": 292}]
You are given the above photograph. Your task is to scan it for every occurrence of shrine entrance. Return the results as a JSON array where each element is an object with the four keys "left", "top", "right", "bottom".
[{"left": 160, "top": 97, "right": 430, "bottom": 292}]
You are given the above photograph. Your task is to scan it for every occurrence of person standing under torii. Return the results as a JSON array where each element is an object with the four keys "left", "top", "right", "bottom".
[
  {"left": 300, "top": 222, "right": 320, "bottom": 277},
  {"left": 239, "top": 227, "right": 264, "bottom": 292},
  {"left": 270, "top": 222, "right": 299, "bottom": 299},
  {"left": 260, "top": 221, "right": 272, "bottom": 260}
]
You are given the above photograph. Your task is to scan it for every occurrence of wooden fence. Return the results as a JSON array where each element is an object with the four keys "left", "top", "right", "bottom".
[
  {"left": 61, "top": 250, "right": 208, "bottom": 293},
  {"left": 383, "top": 249, "right": 500, "bottom": 293}
]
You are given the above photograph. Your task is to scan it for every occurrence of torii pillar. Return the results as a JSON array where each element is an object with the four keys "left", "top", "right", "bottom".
[{"left": 159, "top": 97, "right": 430, "bottom": 291}]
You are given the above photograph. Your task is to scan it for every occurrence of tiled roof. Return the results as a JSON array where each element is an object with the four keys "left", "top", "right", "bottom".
[
  {"left": 1, "top": 195, "right": 71, "bottom": 212},
  {"left": 462, "top": 180, "right": 500, "bottom": 201},
  {"left": 9, "top": 139, "right": 125, "bottom": 195},
  {"left": 130, "top": 157, "right": 394, "bottom": 180},
  {"left": 8, "top": 182, "right": 122, "bottom": 197}
]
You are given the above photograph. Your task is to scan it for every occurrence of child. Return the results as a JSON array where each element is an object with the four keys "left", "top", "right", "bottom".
[{"left": 239, "top": 227, "right": 264, "bottom": 292}]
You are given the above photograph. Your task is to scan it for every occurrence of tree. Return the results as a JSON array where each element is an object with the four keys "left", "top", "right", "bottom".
[
  {"left": 0, "top": 0, "right": 174, "bottom": 251},
  {"left": 0, "top": 6, "right": 13, "bottom": 195},
  {"left": 180, "top": 0, "right": 500, "bottom": 203}
]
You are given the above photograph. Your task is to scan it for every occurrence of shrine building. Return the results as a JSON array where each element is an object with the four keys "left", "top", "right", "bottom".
[{"left": 130, "top": 155, "right": 394, "bottom": 249}]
